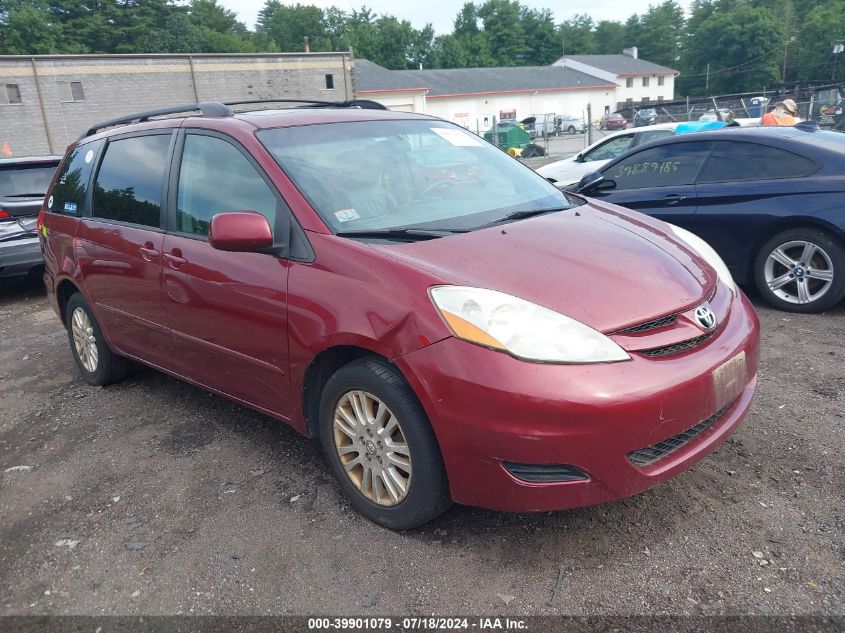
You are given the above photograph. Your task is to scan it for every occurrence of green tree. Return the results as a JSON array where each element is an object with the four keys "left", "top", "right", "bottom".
[
  {"left": 0, "top": 1, "right": 60, "bottom": 54},
  {"left": 559, "top": 14, "right": 596, "bottom": 55},
  {"left": 791, "top": 1, "right": 845, "bottom": 81},
  {"left": 593, "top": 20, "right": 627, "bottom": 54},
  {"left": 683, "top": 3, "right": 784, "bottom": 94},
  {"left": 520, "top": 7, "right": 558, "bottom": 65},
  {"left": 637, "top": 0, "right": 684, "bottom": 67},
  {"left": 477, "top": 0, "right": 526, "bottom": 66}
]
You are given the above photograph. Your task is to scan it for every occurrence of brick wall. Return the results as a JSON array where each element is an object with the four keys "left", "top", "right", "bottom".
[{"left": 0, "top": 53, "right": 353, "bottom": 157}]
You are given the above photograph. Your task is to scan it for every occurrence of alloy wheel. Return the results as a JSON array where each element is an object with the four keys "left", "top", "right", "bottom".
[
  {"left": 764, "top": 240, "right": 834, "bottom": 305},
  {"left": 333, "top": 390, "right": 412, "bottom": 506},
  {"left": 71, "top": 307, "right": 98, "bottom": 372}
]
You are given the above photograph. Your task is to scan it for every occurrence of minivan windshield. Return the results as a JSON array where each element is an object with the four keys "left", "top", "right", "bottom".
[{"left": 258, "top": 119, "right": 572, "bottom": 234}]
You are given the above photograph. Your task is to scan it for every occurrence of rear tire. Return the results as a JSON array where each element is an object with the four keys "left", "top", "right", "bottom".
[
  {"left": 318, "top": 357, "right": 450, "bottom": 530},
  {"left": 753, "top": 228, "right": 845, "bottom": 313},
  {"left": 65, "top": 293, "right": 131, "bottom": 386},
  {"left": 567, "top": 126, "right": 576, "bottom": 134}
]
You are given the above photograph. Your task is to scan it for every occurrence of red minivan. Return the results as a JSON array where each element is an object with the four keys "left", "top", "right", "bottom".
[{"left": 41, "top": 101, "right": 760, "bottom": 529}]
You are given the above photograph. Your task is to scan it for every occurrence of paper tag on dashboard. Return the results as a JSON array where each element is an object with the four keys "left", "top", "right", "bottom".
[{"left": 431, "top": 127, "right": 482, "bottom": 147}]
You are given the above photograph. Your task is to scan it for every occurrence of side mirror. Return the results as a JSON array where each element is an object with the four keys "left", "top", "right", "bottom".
[
  {"left": 577, "top": 171, "right": 605, "bottom": 193},
  {"left": 573, "top": 153, "right": 584, "bottom": 163},
  {"left": 209, "top": 211, "right": 273, "bottom": 252}
]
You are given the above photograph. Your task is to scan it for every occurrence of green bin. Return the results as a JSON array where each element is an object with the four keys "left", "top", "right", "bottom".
[{"left": 483, "top": 123, "right": 531, "bottom": 151}]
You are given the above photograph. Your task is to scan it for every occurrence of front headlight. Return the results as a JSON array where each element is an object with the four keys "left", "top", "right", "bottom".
[
  {"left": 429, "top": 286, "right": 630, "bottom": 364},
  {"left": 668, "top": 224, "right": 735, "bottom": 292}
]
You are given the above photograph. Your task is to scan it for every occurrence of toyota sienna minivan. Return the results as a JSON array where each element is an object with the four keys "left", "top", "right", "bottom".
[{"left": 40, "top": 100, "right": 760, "bottom": 529}]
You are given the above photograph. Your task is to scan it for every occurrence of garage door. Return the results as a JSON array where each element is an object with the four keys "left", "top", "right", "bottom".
[{"left": 389, "top": 104, "right": 415, "bottom": 112}]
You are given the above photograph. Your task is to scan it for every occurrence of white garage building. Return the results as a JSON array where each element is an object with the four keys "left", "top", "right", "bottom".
[{"left": 354, "top": 59, "right": 617, "bottom": 133}]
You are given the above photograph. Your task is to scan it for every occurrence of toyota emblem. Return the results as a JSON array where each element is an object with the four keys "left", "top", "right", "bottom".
[{"left": 694, "top": 304, "right": 717, "bottom": 329}]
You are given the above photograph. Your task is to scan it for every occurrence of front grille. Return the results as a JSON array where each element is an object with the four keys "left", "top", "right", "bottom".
[
  {"left": 627, "top": 402, "right": 733, "bottom": 467},
  {"left": 617, "top": 313, "right": 677, "bottom": 334},
  {"left": 640, "top": 332, "right": 712, "bottom": 357},
  {"left": 503, "top": 462, "right": 590, "bottom": 483}
]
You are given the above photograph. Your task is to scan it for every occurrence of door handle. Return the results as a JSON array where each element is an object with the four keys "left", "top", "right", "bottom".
[
  {"left": 139, "top": 241, "right": 160, "bottom": 261},
  {"left": 164, "top": 248, "right": 188, "bottom": 269},
  {"left": 659, "top": 194, "right": 687, "bottom": 205}
]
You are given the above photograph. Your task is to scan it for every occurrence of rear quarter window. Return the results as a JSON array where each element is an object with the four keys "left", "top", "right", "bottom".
[
  {"left": 49, "top": 140, "right": 103, "bottom": 216},
  {"left": 697, "top": 141, "right": 818, "bottom": 183}
]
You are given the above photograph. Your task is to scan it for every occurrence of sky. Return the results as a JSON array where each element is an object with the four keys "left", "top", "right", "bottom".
[{"left": 217, "top": 1, "right": 660, "bottom": 35}]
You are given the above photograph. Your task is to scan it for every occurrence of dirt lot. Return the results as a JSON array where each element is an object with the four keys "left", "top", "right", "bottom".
[{"left": 0, "top": 276, "right": 842, "bottom": 617}]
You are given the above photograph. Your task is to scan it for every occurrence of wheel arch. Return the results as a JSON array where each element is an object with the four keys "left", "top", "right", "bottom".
[
  {"left": 301, "top": 345, "right": 392, "bottom": 439},
  {"left": 56, "top": 278, "right": 82, "bottom": 324}
]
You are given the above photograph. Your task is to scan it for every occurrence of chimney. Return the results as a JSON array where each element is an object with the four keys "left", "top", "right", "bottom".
[
  {"left": 304, "top": 36, "right": 310, "bottom": 53},
  {"left": 622, "top": 46, "right": 638, "bottom": 59}
]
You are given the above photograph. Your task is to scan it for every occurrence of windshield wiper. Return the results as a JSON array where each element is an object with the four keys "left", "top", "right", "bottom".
[
  {"left": 486, "top": 206, "right": 572, "bottom": 226},
  {"left": 335, "top": 227, "right": 469, "bottom": 241}
]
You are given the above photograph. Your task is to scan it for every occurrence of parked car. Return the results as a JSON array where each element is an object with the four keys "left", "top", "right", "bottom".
[
  {"left": 570, "top": 124, "right": 845, "bottom": 313},
  {"left": 41, "top": 101, "right": 759, "bottom": 529},
  {"left": 599, "top": 112, "right": 628, "bottom": 130},
  {"left": 557, "top": 114, "right": 586, "bottom": 134},
  {"left": 536, "top": 123, "right": 679, "bottom": 187},
  {"left": 699, "top": 108, "right": 733, "bottom": 122},
  {"left": 520, "top": 113, "right": 554, "bottom": 138},
  {"left": 0, "top": 156, "right": 61, "bottom": 279}
]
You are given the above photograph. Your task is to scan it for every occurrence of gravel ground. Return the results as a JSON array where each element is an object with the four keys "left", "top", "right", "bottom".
[{"left": 0, "top": 276, "right": 842, "bottom": 617}]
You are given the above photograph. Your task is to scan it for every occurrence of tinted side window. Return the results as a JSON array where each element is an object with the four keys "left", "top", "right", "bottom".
[
  {"left": 176, "top": 134, "right": 277, "bottom": 237},
  {"left": 636, "top": 129, "right": 675, "bottom": 145},
  {"left": 49, "top": 140, "right": 103, "bottom": 216},
  {"left": 607, "top": 142, "right": 711, "bottom": 190},
  {"left": 697, "top": 141, "right": 818, "bottom": 183},
  {"left": 92, "top": 134, "right": 171, "bottom": 227},
  {"left": 583, "top": 134, "right": 634, "bottom": 162}
]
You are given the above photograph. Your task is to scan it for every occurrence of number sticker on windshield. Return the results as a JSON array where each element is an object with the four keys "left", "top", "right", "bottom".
[
  {"left": 334, "top": 208, "right": 360, "bottom": 222},
  {"left": 431, "top": 127, "right": 483, "bottom": 147},
  {"left": 615, "top": 161, "right": 679, "bottom": 178}
]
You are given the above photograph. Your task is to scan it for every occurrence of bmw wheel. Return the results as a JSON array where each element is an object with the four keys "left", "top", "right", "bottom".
[
  {"left": 318, "top": 357, "right": 450, "bottom": 530},
  {"left": 754, "top": 228, "right": 845, "bottom": 313},
  {"left": 65, "top": 293, "right": 131, "bottom": 385}
]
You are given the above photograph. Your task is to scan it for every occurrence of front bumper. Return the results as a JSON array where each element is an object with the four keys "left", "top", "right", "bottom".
[
  {"left": 395, "top": 290, "right": 760, "bottom": 512},
  {"left": 0, "top": 236, "right": 43, "bottom": 277}
]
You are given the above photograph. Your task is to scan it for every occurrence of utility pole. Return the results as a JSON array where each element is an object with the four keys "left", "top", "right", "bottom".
[
  {"left": 782, "top": 36, "right": 796, "bottom": 83},
  {"left": 833, "top": 40, "right": 845, "bottom": 81},
  {"left": 705, "top": 63, "right": 710, "bottom": 94}
]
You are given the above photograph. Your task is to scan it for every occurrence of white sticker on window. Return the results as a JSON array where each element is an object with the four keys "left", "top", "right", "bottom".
[
  {"left": 47, "top": 195, "right": 53, "bottom": 209},
  {"left": 431, "top": 127, "right": 483, "bottom": 147},
  {"left": 84, "top": 149, "right": 94, "bottom": 164},
  {"left": 334, "top": 208, "right": 360, "bottom": 222}
]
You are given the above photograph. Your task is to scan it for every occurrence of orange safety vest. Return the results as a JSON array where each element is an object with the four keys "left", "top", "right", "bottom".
[{"left": 762, "top": 112, "right": 798, "bottom": 126}]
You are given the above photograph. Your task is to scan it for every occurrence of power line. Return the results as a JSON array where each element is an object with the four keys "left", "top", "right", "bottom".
[{"left": 680, "top": 43, "right": 786, "bottom": 79}]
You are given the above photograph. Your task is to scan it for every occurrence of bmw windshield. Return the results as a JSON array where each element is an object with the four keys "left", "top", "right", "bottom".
[{"left": 257, "top": 119, "right": 575, "bottom": 235}]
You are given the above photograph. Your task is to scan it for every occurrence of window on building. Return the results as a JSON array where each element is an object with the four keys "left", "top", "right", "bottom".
[
  {"left": 642, "top": 96, "right": 650, "bottom": 102},
  {"left": 325, "top": 74, "right": 334, "bottom": 90},
  {"left": 176, "top": 134, "right": 277, "bottom": 238},
  {"left": 642, "top": 76, "right": 650, "bottom": 87},
  {"left": 625, "top": 77, "right": 633, "bottom": 88},
  {"left": 626, "top": 97, "right": 633, "bottom": 103},
  {"left": 93, "top": 134, "right": 172, "bottom": 228},
  {"left": 58, "top": 80, "right": 86, "bottom": 102},
  {"left": 657, "top": 96, "right": 664, "bottom": 101},
  {"left": 4, "top": 84, "right": 22, "bottom": 104},
  {"left": 658, "top": 76, "right": 665, "bottom": 87}
]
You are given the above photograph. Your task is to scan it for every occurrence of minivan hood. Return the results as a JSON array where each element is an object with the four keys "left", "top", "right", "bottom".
[{"left": 376, "top": 204, "right": 716, "bottom": 333}]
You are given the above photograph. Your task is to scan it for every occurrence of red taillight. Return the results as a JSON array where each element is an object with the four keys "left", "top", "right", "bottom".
[{"left": 0, "top": 209, "right": 9, "bottom": 219}]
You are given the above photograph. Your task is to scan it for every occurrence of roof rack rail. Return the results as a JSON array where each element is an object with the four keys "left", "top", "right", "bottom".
[
  {"left": 223, "top": 98, "right": 388, "bottom": 111},
  {"left": 79, "top": 101, "right": 234, "bottom": 140}
]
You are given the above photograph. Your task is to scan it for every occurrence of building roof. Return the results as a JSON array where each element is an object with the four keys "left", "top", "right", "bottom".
[
  {"left": 355, "top": 60, "right": 615, "bottom": 98},
  {"left": 558, "top": 54, "right": 677, "bottom": 77},
  {"left": 353, "top": 59, "right": 429, "bottom": 93}
]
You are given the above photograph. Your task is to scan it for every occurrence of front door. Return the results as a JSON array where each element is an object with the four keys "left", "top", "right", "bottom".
[
  {"left": 161, "top": 131, "right": 291, "bottom": 416},
  {"left": 76, "top": 132, "right": 174, "bottom": 364},
  {"left": 589, "top": 140, "right": 713, "bottom": 229}
]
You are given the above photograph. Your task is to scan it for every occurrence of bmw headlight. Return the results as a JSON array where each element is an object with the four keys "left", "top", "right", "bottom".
[
  {"left": 429, "top": 286, "right": 630, "bottom": 364},
  {"left": 668, "top": 224, "right": 735, "bottom": 292}
]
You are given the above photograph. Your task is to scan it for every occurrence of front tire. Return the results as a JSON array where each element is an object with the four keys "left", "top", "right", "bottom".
[
  {"left": 753, "top": 228, "right": 845, "bottom": 313},
  {"left": 318, "top": 357, "right": 450, "bottom": 530},
  {"left": 567, "top": 126, "right": 576, "bottom": 134},
  {"left": 65, "top": 293, "right": 131, "bottom": 385}
]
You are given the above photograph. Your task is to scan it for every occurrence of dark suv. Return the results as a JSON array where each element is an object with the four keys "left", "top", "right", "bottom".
[{"left": 0, "top": 156, "right": 60, "bottom": 278}]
